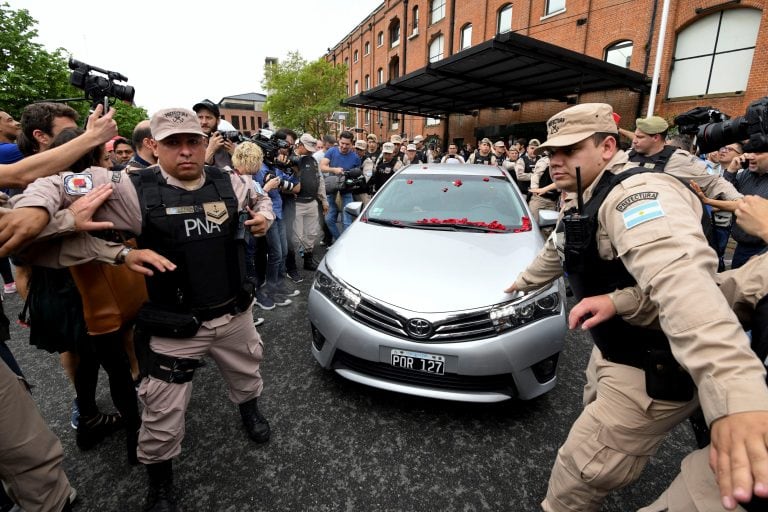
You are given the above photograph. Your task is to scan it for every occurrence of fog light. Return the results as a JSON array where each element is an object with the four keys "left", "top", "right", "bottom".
[
  {"left": 532, "top": 354, "right": 559, "bottom": 383},
  {"left": 311, "top": 323, "right": 326, "bottom": 351}
]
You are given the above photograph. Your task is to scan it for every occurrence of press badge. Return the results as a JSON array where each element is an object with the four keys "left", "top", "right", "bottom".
[
  {"left": 203, "top": 201, "right": 229, "bottom": 225},
  {"left": 63, "top": 174, "right": 94, "bottom": 195}
]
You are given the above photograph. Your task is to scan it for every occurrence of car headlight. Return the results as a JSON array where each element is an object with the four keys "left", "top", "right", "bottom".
[
  {"left": 313, "top": 269, "right": 361, "bottom": 314},
  {"left": 489, "top": 289, "right": 560, "bottom": 332}
]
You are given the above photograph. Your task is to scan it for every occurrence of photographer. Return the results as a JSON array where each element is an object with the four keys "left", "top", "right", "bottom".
[
  {"left": 722, "top": 151, "right": 768, "bottom": 268},
  {"left": 291, "top": 134, "right": 328, "bottom": 271},
  {"left": 320, "top": 130, "right": 361, "bottom": 242},
  {"left": 193, "top": 99, "right": 235, "bottom": 170}
]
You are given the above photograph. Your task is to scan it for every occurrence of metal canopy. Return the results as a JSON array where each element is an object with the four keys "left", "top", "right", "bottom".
[{"left": 343, "top": 31, "right": 650, "bottom": 118}]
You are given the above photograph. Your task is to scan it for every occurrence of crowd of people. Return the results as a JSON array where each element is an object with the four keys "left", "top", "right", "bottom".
[{"left": 0, "top": 94, "right": 767, "bottom": 512}]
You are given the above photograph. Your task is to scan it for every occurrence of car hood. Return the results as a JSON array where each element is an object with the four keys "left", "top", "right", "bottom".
[{"left": 323, "top": 222, "right": 545, "bottom": 313}]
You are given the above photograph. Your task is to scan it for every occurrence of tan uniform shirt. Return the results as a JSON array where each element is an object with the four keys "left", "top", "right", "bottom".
[
  {"left": 513, "top": 150, "right": 768, "bottom": 426},
  {"left": 530, "top": 156, "right": 551, "bottom": 190}
]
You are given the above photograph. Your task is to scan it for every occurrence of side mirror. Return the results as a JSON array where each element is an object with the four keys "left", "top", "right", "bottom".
[
  {"left": 345, "top": 201, "right": 363, "bottom": 218},
  {"left": 538, "top": 210, "right": 559, "bottom": 228}
]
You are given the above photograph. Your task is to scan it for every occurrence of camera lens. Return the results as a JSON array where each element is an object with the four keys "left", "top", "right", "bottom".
[{"left": 697, "top": 117, "right": 747, "bottom": 154}]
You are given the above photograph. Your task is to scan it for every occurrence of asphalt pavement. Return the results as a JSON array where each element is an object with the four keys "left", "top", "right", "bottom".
[{"left": 3, "top": 266, "right": 697, "bottom": 512}]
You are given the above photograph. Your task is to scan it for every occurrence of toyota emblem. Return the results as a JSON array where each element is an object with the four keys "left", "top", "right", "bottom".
[{"left": 406, "top": 318, "right": 433, "bottom": 339}]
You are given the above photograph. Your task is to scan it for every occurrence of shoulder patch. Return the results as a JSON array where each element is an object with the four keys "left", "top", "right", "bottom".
[
  {"left": 111, "top": 170, "right": 122, "bottom": 183},
  {"left": 615, "top": 191, "right": 659, "bottom": 212},
  {"left": 622, "top": 199, "right": 665, "bottom": 229},
  {"left": 63, "top": 173, "right": 94, "bottom": 195}
]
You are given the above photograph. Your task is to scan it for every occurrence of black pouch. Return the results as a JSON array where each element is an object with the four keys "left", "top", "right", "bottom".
[
  {"left": 136, "top": 302, "right": 201, "bottom": 339},
  {"left": 644, "top": 349, "right": 695, "bottom": 402}
]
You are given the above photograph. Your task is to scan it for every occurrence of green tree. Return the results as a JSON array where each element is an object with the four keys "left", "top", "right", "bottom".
[
  {"left": 263, "top": 51, "right": 353, "bottom": 136},
  {"left": 0, "top": 3, "right": 147, "bottom": 136}
]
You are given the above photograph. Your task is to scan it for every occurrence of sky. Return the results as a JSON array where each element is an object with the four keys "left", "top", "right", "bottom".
[{"left": 7, "top": 0, "right": 382, "bottom": 115}]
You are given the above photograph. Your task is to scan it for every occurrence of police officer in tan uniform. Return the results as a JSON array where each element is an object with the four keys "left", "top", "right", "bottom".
[
  {"left": 6, "top": 108, "right": 275, "bottom": 512},
  {"left": 504, "top": 103, "right": 768, "bottom": 512}
]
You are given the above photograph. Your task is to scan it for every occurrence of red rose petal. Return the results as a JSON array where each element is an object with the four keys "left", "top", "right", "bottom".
[
  {"left": 453, "top": 179, "right": 463, "bottom": 187},
  {"left": 483, "top": 177, "right": 490, "bottom": 182},
  {"left": 406, "top": 179, "right": 413, "bottom": 184}
]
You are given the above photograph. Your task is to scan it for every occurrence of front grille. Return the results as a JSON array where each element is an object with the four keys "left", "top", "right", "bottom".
[
  {"left": 352, "top": 299, "right": 497, "bottom": 343},
  {"left": 332, "top": 350, "right": 517, "bottom": 395}
]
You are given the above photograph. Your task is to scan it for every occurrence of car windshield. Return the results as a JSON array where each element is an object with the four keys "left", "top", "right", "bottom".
[{"left": 363, "top": 173, "right": 530, "bottom": 232}]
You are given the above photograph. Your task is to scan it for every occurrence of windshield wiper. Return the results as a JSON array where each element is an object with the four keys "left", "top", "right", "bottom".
[
  {"left": 364, "top": 217, "right": 407, "bottom": 227},
  {"left": 433, "top": 223, "right": 505, "bottom": 232}
]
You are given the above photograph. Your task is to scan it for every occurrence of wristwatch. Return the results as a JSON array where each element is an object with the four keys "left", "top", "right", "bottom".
[{"left": 115, "top": 246, "right": 133, "bottom": 264}]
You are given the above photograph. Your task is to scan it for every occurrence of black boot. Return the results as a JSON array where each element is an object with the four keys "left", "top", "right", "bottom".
[
  {"left": 239, "top": 397, "right": 271, "bottom": 443},
  {"left": 303, "top": 251, "right": 318, "bottom": 271},
  {"left": 76, "top": 412, "right": 124, "bottom": 450},
  {"left": 144, "top": 460, "right": 177, "bottom": 512}
]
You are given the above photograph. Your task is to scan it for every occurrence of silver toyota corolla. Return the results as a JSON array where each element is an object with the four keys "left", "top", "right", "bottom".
[{"left": 309, "top": 163, "right": 566, "bottom": 403}]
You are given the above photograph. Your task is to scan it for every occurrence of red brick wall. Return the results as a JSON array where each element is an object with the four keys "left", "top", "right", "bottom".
[{"left": 328, "top": 0, "right": 767, "bottom": 148}]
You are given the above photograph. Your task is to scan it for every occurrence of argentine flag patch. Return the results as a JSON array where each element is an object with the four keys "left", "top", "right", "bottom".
[{"left": 622, "top": 200, "right": 665, "bottom": 229}]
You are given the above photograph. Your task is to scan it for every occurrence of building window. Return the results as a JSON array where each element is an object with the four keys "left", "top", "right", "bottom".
[
  {"left": 364, "top": 110, "right": 370, "bottom": 126},
  {"left": 605, "top": 40, "right": 633, "bottom": 68},
  {"left": 353, "top": 50, "right": 359, "bottom": 63},
  {"left": 431, "top": 0, "right": 446, "bottom": 24},
  {"left": 377, "top": 67, "right": 384, "bottom": 85},
  {"left": 497, "top": 4, "right": 512, "bottom": 34},
  {"left": 426, "top": 117, "right": 440, "bottom": 126},
  {"left": 460, "top": 24, "right": 472, "bottom": 50},
  {"left": 389, "top": 56, "right": 400, "bottom": 80},
  {"left": 429, "top": 34, "right": 445, "bottom": 63},
  {"left": 377, "top": 111, "right": 382, "bottom": 125},
  {"left": 377, "top": 31, "right": 384, "bottom": 47},
  {"left": 344, "top": 57, "right": 348, "bottom": 67},
  {"left": 668, "top": 8, "right": 760, "bottom": 98},
  {"left": 390, "top": 19, "right": 401, "bottom": 48},
  {"left": 545, "top": 0, "right": 566, "bottom": 15},
  {"left": 354, "top": 80, "right": 359, "bottom": 94},
  {"left": 365, "top": 74, "right": 370, "bottom": 90},
  {"left": 412, "top": 6, "right": 419, "bottom": 34},
  {"left": 364, "top": 41, "right": 370, "bottom": 55}
]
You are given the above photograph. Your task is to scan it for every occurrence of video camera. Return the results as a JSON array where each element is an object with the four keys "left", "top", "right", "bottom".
[
  {"left": 68, "top": 58, "right": 135, "bottom": 109},
  {"left": 218, "top": 130, "right": 244, "bottom": 143},
  {"left": 249, "top": 130, "right": 293, "bottom": 169},
  {"left": 341, "top": 167, "right": 365, "bottom": 191},
  {"left": 674, "top": 96, "right": 768, "bottom": 153}
]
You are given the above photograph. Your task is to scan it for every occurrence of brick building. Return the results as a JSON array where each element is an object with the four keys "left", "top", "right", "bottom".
[
  {"left": 327, "top": 0, "right": 766, "bottom": 150},
  {"left": 216, "top": 93, "right": 269, "bottom": 137}
]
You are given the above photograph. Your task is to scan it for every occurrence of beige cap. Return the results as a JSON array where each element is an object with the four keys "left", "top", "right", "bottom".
[
  {"left": 537, "top": 103, "right": 617, "bottom": 154},
  {"left": 382, "top": 142, "right": 395, "bottom": 153},
  {"left": 480, "top": 137, "right": 492, "bottom": 146},
  {"left": 494, "top": 140, "right": 506, "bottom": 148},
  {"left": 354, "top": 140, "right": 367, "bottom": 150},
  {"left": 299, "top": 133, "right": 318, "bottom": 152},
  {"left": 390, "top": 134, "right": 402, "bottom": 144},
  {"left": 528, "top": 138, "right": 541, "bottom": 147},
  {"left": 406, "top": 143, "right": 417, "bottom": 151},
  {"left": 366, "top": 133, "right": 377, "bottom": 142},
  {"left": 413, "top": 135, "right": 424, "bottom": 144},
  {"left": 151, "top": 108, "right": 206, "bottom": 141},
  {"left": 635, "top": 116, "right": 669, "bottom": 135}
]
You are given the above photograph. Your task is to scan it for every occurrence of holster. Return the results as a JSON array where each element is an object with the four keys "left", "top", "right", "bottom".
[
  {"left": 644, "top": 348, "right": 695, "bottom": 402},
  {"left": 136, "top": 302, "right": 201, "bottom": 339},
  {"left": 150, "top": 352, "right": 204, "bottom": 384}
]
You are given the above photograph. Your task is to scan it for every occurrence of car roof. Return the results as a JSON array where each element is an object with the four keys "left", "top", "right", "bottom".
[{"left": 398, "top": 163, "right": 507, "bottom": 177}]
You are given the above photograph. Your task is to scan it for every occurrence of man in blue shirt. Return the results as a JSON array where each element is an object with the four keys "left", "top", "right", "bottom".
[
  {"left": 0, "top": 110, "right": 23, "bottom": 166},
  {"left": 320, "top": 130, "right": 361, "bottom": 242}
]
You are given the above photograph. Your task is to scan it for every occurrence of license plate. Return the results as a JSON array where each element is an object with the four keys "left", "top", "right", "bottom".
[{"left": 391, "top": 349, "right": 445, "bottom": 375}]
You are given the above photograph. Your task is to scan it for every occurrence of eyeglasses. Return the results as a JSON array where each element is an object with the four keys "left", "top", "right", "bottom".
[{"left": 720, "top": 146, "right": 742, "bottom": 154}]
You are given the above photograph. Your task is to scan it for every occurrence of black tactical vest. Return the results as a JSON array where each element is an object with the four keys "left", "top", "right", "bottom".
[
  {"left": 370, "top": 157, "right": 398, "bottom": 193},
  {"left": 562, "top": 167, "right": 703, "bottom": 401},
  {"left": 627, "top": 145, "right": 677, "bottom": 171},
  {"left": 131, "top": 166, "right": 246, "bottom": 317},
  {"left": 472, "top": 151, "right": 494, "bottom": 165},
  {"left": 537, "top": 165, "right": 560, "bottom": 202},
  {"left": 296, "top": 155, "right": 320, "bottom": 202}
]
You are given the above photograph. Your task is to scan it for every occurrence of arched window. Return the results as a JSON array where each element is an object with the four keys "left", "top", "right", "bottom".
[
  {"left": 429, "top": 34, "right": 445, "bottom": 63},
  {"left": 364, "top": 41, "right": 370, "bottom": 55},
  {"left": 377, "top": 67, "right": 384, "bottom": 85},
  {"left": 365, "top": 74, "right": 370, "bottom": 90},
  {"left": 460, "top": 23, "right": 473, "bottom": 50},
  {"left": 377, "top": 31, "right": 384, "bottom": 47},
  {"left": 668, "top": 8, "right": 760, "bottom": 98},
  {"left": 412, "top": 5, "right": 419, "bottom": 34},
  {"left": 390, "top": 19, "right": 401, "bottom": 48},
  {"left": 430, "top": 0, "right": 446, "bottom": 24},
  {"left": 354, "top": 80, "right": 359, "bottom": 94},
  {"left": 389, "top": 56, "right": 400, "bottom": 80},
  {"left": 353, "top": 50, "right": 359, "bottom": 63},
  {"left": 497, "top": 4, "right": 512, "bottom": 34},
  {"left": 605, "top": 40, "right": 633, "bottom": 68}
]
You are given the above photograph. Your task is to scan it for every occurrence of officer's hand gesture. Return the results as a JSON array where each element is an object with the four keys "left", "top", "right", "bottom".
[
  {"left": 125, "top": 249, "right": 177, "bottom": 277},
  {"left": 244, "top": 206, "right": 269, "bottom": 236},
  {"left": 710, "top": 411, "right": 768, "bottom": 509},
  {"left": 568, "top": 295, "right": 616, "bottom": 330},
  {"left": 0, "top": 206, "right": 49, "bottom": 257}
]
